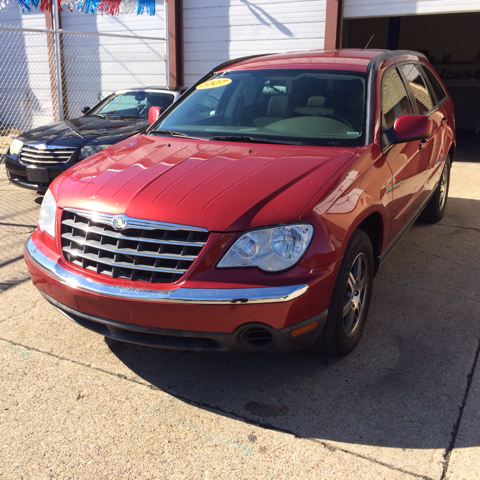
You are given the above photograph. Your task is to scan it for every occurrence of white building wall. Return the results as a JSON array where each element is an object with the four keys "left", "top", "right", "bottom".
[
  {"left": 183, "top": 0, "right": 326, "bottom": 86},
  {"left": 0, "top": 2, "right": 46, "bottom": 28},
  {"left": 344, "top": 0, "right": 480, "bottom": 19},
  {"left": 60, "top": 2, "right": 167, "bottom": 117}
]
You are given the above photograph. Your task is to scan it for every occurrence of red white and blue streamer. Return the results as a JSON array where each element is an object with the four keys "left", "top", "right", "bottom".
[{"left": 2, "top": 0, "right": 160, "bottom": 14}]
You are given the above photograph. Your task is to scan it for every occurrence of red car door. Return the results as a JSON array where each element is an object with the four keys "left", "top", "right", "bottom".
[
  {"left": 417, "top": 64, "right": 453, "bottom": 196},
  {"left": 380, "top": 65, "right": 432, "bottom": 243}
]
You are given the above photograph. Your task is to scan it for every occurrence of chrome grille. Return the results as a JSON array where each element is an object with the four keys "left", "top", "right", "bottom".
[
  {"left": 20, "top": 145, "right": 76, "bottom": 167},
  {"left": 61, "top": 209, "right": 209, "bottom": 284}
]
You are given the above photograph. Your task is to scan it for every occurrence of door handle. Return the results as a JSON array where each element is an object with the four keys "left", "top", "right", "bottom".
[
  {"left": 419, "top": 139, "right": 428, "bottom": 150},
  {"left": 441, "top": 117, "right": 447, "bottom": 126}
]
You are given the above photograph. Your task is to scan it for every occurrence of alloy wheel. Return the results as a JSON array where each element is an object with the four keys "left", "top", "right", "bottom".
[
  {"left": 342, "top": 252, "right": 369, "bottom": 337},
  {"left": 439, "top": 163, "right": 449, "bottom": 211}
]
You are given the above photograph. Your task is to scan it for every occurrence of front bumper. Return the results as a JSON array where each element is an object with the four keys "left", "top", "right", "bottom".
[
  {"left": 5, "top": 153, "right": 76, "bottom": 191},
  {"left": 25, "top": 237, "right": 308, "bottom": 304},
  {"left": 25, "top": 235, "right": 336, "bottom": 352},
  {"left": 42, "top": 291, "right": 327, "bottom": 352}
]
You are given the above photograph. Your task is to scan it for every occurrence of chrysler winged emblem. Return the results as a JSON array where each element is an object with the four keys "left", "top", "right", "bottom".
[{"left": 112, "top": 216, "right": 127, "bottom": 229}]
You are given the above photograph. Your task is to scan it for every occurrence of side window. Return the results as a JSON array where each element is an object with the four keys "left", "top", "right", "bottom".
[
  {"left": 400, "top": 64, "right": 434, "bottom": 114},
  {"left": 420, "top": 65, "right": 447, "bottom": 104},
  {"left": 382, "top": 68, "right": 412, "bottom": 129}
]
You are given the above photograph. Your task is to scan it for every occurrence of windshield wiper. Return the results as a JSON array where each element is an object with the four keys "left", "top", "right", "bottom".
[
  {"left": 109, "top": 115, "right": 143, "bottom": 119},
  {"left": 209, "top": 135, "right": 304, "bottom": 145},
  {"left": 88, "top": 114, "right": 105, "bottom": 118},
  {"left": 151, "top": 129, "right": 194, "bottom": 138}
]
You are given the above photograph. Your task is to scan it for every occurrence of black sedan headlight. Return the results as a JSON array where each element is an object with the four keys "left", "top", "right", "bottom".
[
  {"left": 9, "top": 139, "right": 23, "bottom": 156},
  {"left": 78, "top": 144, "right": 111, "bottom": 160}
]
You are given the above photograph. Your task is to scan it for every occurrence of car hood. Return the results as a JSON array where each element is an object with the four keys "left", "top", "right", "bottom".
[
  {"left": 18, "top": 116, "right": 149, "bottom": 149},
  {"left": 52, "top": 134, "right": 358, "bottom": 232}
]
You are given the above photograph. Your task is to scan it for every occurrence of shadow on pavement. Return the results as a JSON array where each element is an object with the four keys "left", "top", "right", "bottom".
[
  {"left": 106, "top": 196, "right": 480, "bottom": 450},
  {"left": 0, "top": 276, "right": 31, "bottom": 291}
]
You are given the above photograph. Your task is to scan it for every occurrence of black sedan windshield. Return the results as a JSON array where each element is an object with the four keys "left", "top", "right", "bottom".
[
  {"left": 153, "top": 69, "right": 367, "bottom": 146},
  {"left": 88, "top": 91, "right": 175, "bottom": 119}
]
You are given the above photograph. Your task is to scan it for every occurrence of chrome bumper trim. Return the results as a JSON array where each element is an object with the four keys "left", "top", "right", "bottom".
[{"left": 25, "top": 237, "right": 308, "bottom": 304}]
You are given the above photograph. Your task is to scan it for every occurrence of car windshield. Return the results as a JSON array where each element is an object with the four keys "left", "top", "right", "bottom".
[
  {"left": 87, "top": 91, "right": 175, "bottom": 119},
  {"left": 152, "top": 69, "right": 368, "bottom": 146}
]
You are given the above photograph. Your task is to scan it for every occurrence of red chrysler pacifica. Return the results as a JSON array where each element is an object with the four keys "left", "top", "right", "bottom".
[{"left": 24, "top": 49, "right": 455, "bottom": 357}]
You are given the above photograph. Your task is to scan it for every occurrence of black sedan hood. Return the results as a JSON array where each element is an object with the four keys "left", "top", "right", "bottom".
[{"left": 18, "top": 115, "right": 149, "bottom": 149}]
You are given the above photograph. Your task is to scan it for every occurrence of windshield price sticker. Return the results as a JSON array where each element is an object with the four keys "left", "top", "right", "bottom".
[{"left": 197, "top": 78, "right": 232, "bottom": 89}]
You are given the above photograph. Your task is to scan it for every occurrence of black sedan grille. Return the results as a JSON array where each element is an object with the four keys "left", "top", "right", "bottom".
[
  {"left": 61, "top": 209, "right": 209, "bottom": 284},
  {"left": 20, "top": 145, "right": 76, "bottom": 167}
]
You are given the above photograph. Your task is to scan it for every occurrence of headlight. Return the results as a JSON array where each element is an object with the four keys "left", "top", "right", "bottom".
[
  {"left": 78, "top": 144, "right": 110, "bottom": 160},
  {"left": 9, "top": 139, "right": 23, "bottom": 155},
  {"left": 217, "top": 224, "right": 314, "bottom": 272},
  {"left": 38, "top": 189, "right": 57, "bottom": 238}
]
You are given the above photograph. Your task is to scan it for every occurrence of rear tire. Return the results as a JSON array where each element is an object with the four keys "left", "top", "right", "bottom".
[
  {"left": 420, "top": 156, "right": 451, "bottom": 223},
  {"left": 313, "top": 229, "right": 374, "bottom": 358}
]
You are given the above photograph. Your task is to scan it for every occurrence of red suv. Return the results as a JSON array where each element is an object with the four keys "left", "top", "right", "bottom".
[{"left": 24, "top": 49, "right": 455, "bottom": 357}]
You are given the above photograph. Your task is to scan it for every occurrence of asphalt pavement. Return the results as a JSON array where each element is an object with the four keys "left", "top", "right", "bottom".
[{"left": 0, "top": 157, "right": 479, "bottom": 480}]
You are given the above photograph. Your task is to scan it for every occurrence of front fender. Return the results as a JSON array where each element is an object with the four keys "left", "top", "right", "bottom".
[{"left": 300, "top": 145, "right": 393, "bottom": 266}]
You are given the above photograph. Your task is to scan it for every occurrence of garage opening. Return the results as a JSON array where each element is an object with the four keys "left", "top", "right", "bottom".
[{"left": 342, "top": 12, "right": 480, "bottom": 162}]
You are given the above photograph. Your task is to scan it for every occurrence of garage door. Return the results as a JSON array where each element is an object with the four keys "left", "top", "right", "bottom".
[
  {"left": 183, "top": 0, "right": 326, "bottom": 86},
  {"left": 344, "top": 0, "right": 480, "bottom": 19}
]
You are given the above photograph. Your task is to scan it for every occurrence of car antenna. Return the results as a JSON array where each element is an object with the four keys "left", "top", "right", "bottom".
[{"left": 364, "top": 35, "right": 374, "bottom": 49}]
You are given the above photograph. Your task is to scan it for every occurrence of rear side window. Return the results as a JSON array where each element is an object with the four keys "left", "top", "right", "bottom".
[
  {"left": 420, "top": 65, "right": 447, "bottom": 104},
  {"left": 382, "top": 68, "right": 412, "bottom": 129},
  {"left": 400, "top": 64, "right": 434, "bottom": 114}
]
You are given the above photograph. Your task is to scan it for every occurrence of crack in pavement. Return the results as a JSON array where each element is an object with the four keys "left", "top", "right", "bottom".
[
  {"left": 380, "top": 278, "right": 480, "bottom": 303},
  {"left": 435, "top": 223, "right": 480, "bottom": 233},
  {"left": 0, "top": 230, "right": 34, "bottom": 240},
  {"left": 0, "top": 335, "right": 434, "bottom": 479},
  {"left": 401, "top": 244, "right": 480, "bottom": 270},
  {"left": 309, "top": 439, "right": 433, "bottom": 480},
  {"left": 0, "top": 206, "right": 40, "bottom": 223},
  {"left": 441, "top": 335, "right": 480, "bottom": 480},
  {"left": 0, "top": 298, "right": 43, "bottom": 323}
]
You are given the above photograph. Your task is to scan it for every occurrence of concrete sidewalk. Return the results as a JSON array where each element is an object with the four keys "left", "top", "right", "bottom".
[{"left": 0, "top": 160, "right": 479, "bottom": 479}]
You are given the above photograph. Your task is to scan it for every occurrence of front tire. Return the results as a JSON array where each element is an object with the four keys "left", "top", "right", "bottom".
[
  {"left": 420, "top": 156, "right": 451, "bottom": 223},
  {"left": 313, "top": 229, "right": 374, "bottom": 358}
]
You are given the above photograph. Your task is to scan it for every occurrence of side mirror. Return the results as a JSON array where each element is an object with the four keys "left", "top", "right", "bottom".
[
  {"left": 389, "top": 115, "right": 433, "bottom": 144},
  {"left": 81, "top": 106, "right": 90, "bottom": 115},
  {"left": 149, "top": 106, "right": 162, "bottom": 124}
]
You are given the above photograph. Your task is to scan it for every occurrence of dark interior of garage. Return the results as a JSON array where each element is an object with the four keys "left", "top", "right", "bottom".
[{"left": 343, "top": 12, "right": 480, "bottom": 161}]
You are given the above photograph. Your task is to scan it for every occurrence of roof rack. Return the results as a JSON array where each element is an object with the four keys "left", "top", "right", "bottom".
[{"left": 367, "top": 50, "right": 428, "bottom": 72}]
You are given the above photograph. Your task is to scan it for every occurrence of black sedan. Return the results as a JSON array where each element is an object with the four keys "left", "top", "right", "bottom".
[{"left": 4, "top": 88, "right": 180, "bottom": 191}]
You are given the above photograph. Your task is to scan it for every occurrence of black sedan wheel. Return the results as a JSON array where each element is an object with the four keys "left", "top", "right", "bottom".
[{"left": 313, "top": 229, "right": 374, "bottom": 358}]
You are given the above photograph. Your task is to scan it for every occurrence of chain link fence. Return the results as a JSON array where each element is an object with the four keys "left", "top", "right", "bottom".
[
  {"left": 0, "top": 24, "right": 167, "bottom": 158},
  {"left": 0, "top": 26, "right": 56, "bottom": 156}
]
